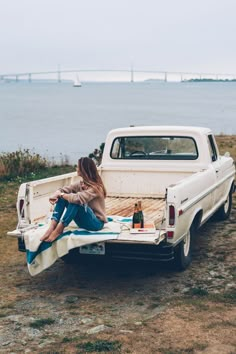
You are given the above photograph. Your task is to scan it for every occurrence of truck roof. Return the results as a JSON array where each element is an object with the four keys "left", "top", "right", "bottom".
[{"left": 107, "top": 126, "right": 212, "bottom": 136}]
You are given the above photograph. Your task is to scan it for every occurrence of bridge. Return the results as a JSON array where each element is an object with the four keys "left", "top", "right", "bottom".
[{"left": 0, "top": 67, "right": 236, "bottom": 83}]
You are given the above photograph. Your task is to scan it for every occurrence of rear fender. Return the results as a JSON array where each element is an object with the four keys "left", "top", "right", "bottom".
[{"left": 174, "top": 207, "right": 203, "bottom": 247}]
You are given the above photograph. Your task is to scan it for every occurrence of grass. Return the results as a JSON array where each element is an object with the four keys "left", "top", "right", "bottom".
[
  {"left": 159, "top": 343, "right": 208, "bottom": 354},
  {"left": 77, "top": 340, "right": 121, "bottom": 353},
  {"left": 148, "top": 303, "right": 161, "bottom": 309},
  {"left": 187, "top": 287, "right": 209, "bottom": 296},
  {"left": 61, "top": 337, "right": 78, "bottom": 343},
  {"left": 215, "top": 135, "right": 236, "bottom": 162},
  {"left": 0, "top": 149, "right": 47, "bottom": 179},
  {"left": 29, "top": 317, "right": 55, "bottom": 328},
  {"left": 210, "top": 290, "right": 236, "bottom": 304},
  {"left": 0, "top": 312, "right": 10, "bottom": 318},
  {"left": 177, "top": 289, "right": 236, "bottom": 312},
  {"left": 0, "top": 148, "right": 74, "bottom": 181},
  {"left": 206, "top": 319, "right": 236, "bottom": 329}
]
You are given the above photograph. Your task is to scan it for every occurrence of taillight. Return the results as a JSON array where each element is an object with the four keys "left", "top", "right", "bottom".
[
  {"left": 169, "top": 205, "right": 175, "bottom": 226},
  {"left": 167, "top": 231, "right": 174, "bottom": 238},
  {"left": 19, "top": 199, "right": 25, "bottom": 217}
]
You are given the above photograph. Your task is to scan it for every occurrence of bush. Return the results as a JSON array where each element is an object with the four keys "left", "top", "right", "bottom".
[
  {"left": 0, "top": 149, "right": 48, "bottom": 179},
  {"left": 88, "top": 142, "right": 105, "bottom": 166},
  {"left": 77, "top": 340, "right": 121, "bottom": 352}
]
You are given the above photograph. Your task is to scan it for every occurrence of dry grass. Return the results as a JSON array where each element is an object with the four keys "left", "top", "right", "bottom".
[
  {"left": 215, "top": 135, "right": 236, "bottom": 161},
  {"left": 0, "top": 149, "right": 47, "bottom": 179}
]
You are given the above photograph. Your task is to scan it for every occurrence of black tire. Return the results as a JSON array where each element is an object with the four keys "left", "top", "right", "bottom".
[
  {"left": 214, "top": 188, "right": 233, "bottom": 221},
  {"left": 173, "top": 224, "right": 195, "bottom": 271}
]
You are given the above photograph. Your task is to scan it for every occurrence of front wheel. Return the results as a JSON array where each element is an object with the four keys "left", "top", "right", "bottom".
[
  {"left": 214, "top": 188, "right": 233, "bottom": 221},
  {"left": 173, "top": 225, "right": 194, "bottom": 271}
]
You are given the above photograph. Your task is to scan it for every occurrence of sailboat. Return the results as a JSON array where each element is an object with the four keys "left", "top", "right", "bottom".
[{"left": 73, "top": 73, "right": 82, "bottom": 87}]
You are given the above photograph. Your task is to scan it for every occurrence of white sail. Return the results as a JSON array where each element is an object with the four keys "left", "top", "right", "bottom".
[{"left": 73, "top": 73, "right": 82, "bottom": 87}]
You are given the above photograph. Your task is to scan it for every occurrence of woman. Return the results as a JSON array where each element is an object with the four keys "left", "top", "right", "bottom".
[{"left": 40, "top": 157, "right": 107, "bottom": 243}]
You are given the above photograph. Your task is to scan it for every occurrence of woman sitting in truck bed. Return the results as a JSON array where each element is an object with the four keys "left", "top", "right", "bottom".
[{"left": 40, "top": 157, "right": 107, "bottom": 243}]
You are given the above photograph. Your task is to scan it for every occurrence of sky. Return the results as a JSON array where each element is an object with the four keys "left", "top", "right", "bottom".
[{"left": 1, "top": 0, "right": 236, "bottom": 79}]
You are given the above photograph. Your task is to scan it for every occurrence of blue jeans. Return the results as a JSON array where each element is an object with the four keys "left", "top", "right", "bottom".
[{"left": 52, "top": 198, "right": 104, "bottom": 231}]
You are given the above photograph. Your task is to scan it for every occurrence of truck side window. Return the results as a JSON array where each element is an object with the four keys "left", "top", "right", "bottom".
[
  {"left": 208, "top": 135, "right": 218, "bottom": 162},
  {"left": 111, "top": 138, "right": 121, "bottom": 158}
]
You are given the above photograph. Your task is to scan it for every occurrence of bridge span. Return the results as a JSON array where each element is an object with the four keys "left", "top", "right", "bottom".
[{"left": 0, "top": 68, "right": 236, "bottom": 83}]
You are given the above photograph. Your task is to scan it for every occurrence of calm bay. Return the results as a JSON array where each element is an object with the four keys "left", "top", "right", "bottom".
[{"left": 0, "top": 81, "right": 235, "bottom": 163}]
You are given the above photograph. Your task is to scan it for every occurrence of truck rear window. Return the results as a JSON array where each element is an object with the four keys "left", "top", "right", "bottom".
[{"left": 110, "top": 136, "right": 198, "bottom": 160}]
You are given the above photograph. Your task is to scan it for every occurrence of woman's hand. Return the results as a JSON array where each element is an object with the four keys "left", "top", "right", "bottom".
[
  {"left": 49, "top": 197, "right": 58, "bottom": 205},
  {"left": 49, "top": 190, "right": 61, "bottom": 204}
]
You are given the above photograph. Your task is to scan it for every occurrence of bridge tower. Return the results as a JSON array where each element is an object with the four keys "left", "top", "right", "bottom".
[
  {"left": 131, "top": 65, "right": 134, "bottom": 83},
  {"left": 57, "top": 65, "right": 61, "bottom": 83}
]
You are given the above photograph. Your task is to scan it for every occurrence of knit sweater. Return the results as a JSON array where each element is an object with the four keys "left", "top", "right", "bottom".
[{"left": 51, "top": 181, "right": 107, "bottom": 223}]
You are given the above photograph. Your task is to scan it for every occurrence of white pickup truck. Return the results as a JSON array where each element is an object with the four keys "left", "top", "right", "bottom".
[{"left": 9, "top": 126, "right": 235, "bottom": 271}]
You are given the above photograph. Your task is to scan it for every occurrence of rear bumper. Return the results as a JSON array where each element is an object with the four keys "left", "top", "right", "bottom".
[
  {"left": 76, "top": 242, "right": 174, "bottom": 262},
  {"left": 106, "top": 242, "right": 174, "bottom": 261},
  {"left": 17, "top": 237, "right": 174, "bottom": 262}
]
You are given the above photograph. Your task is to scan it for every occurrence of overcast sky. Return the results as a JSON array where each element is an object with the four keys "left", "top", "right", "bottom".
[{"left": 1, "top": 0, "right": 236, "bottom": 77}]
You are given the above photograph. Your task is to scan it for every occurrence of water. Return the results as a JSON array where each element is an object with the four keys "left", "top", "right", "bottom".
[{"left": 0, "top": 81, "right": 236, "bottom": 163}]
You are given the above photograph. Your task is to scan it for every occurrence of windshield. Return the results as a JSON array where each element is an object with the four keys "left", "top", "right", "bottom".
[{"left": 110, "top": 136, "right": 198, "bottom": 160}]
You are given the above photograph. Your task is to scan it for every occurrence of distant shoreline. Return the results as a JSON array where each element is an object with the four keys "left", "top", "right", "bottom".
[{"left": 182, "top": 78, "right": 236, "bottom": 83}]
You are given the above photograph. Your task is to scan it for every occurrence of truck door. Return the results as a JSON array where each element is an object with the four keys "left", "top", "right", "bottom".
[{"left": 207, "top": 134, "right": 225, "bottom": 203}]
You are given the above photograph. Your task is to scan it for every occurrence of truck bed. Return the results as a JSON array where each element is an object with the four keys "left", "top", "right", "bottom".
[{"left": 105, "top": 196, "right": 166, "bottom": 227}]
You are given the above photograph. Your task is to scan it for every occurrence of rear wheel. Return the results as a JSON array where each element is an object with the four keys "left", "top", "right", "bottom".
[
  {"left": 215, "top": 188, "right": 233, "bottom": 221},
  {"left": 173, "top": 224, "right": 194, "bottom": 271}
]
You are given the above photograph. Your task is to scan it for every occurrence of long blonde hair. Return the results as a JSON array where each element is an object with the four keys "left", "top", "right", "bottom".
[{"left": 78, "top": 157, "right": 106, "bottom": 197}]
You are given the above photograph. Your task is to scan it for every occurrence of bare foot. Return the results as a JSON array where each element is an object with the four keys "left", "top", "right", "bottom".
[
  {"left": 45, "top": 222, "right": 65, "bottom": 242},
  {"left": 40, "top": 220, "right": 58, "bottom": 241}
]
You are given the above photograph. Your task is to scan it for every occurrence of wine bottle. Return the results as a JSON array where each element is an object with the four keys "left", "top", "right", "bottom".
[
  {"left": 138, "top": 200, "right": 144, "bottom": 228},
  {"left": 132, "top": 203, "right": 141, "bottom": 228}
]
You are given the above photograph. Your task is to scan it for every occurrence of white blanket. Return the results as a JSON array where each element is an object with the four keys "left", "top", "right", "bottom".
[{"left": 24, "top": 222, "right": 121, "bottom": 276}]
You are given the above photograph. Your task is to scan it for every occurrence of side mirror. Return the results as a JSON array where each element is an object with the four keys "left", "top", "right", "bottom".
[{"left": 224, "top": 152, "right": 230, "bottom": 157}]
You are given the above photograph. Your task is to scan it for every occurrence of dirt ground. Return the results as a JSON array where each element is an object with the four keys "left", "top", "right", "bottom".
[{"left": 0, "top": 138, "right": 235, "bottom": 354}]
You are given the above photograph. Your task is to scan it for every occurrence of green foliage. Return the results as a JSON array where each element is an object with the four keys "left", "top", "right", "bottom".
[
  {"left": 0, "top": 149, "right": 74, "bottom": 181},
  {"left": 210, "top": 290, "right": 236, "bottom": 304},
  {"left": 29, "top": 317, "right": 55, "bottom": 328},
  {"left": 61, "top": 337, "right": 77, "bottom": 343},
  {"left": 88, "top": 142, "right": 105, "bottom": 166},
  {"left": 77, "top": 339, "right": 121, "bottom": 352},
  {"left": 0, "top": 149, "right": 47, "bottom": 179},
  {"left": 188, "top": 287, "right": 209, "bottom": 296}
]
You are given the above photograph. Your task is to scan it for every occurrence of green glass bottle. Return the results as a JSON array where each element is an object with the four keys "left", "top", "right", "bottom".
[
  {"left": 138, "top": 201, "right": 144, "bottom": 228},
  {"left": 132, "top": 203, "right": 141, "bottom": 228}
]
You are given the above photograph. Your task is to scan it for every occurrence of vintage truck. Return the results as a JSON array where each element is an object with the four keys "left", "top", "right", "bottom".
[{"left": 8, "top": 126, "right": 235, "bottom": 271}]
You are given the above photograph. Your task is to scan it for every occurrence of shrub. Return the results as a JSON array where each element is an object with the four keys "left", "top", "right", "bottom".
[
  {"left": 88, "top": 142, "right": 105, "bottom": 166},
  {"left": 77, "top": 340, "right": 121, "bottom": 352},
  {"left": 29, "top": 317, "right": 55, "bottom": 328},
  {"left": 0, "top": 149, "right": 48, "bottom": 180}
]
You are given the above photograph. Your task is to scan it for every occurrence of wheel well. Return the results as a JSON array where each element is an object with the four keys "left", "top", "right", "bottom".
[
  {"left": 192, "top": 210, "right": 203, "bottom": 230},
  {"left": 230, "top": 181, "right": 235, "bottom": 194}
]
